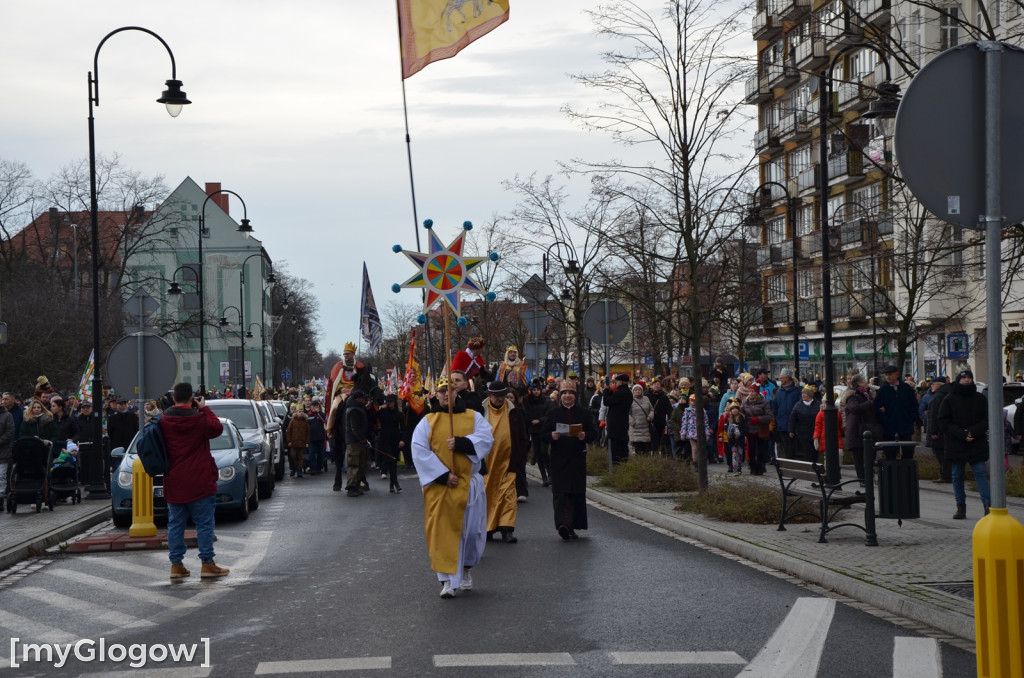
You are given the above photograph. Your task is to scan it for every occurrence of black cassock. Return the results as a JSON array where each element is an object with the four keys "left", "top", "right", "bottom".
[{"left": 542, "top": 404, "right": 598, "bottom": 531}]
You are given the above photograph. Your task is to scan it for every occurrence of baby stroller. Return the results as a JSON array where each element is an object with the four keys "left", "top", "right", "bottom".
[
  {"left": 7, "top": 436, "right": 55, "bottom": 513},
  {"left": 48, "top": 444, "right": 82, "bottom": 506}
]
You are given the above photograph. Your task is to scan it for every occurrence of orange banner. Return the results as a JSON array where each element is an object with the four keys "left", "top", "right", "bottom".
[{"left": 398, "top": 0, "right": 510, "bottom": 78}]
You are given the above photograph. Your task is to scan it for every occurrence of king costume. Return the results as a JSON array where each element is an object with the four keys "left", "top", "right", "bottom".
[{"left": 411, "top": 386, "right": 494, "bottom": 596}]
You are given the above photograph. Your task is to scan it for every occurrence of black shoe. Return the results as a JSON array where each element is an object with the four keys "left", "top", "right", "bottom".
[
  {"left": 347, "top": 489, "right": 360, "bottom": 497},
  {"left": 542, "top": 480, "right": 550, "bottom": 487},
  {"left": 558, "top": 525, "right": 571, "bottom": 541},
  {"left": 500, "top": 529, "right": 517, "bottom": 544},
  {"left": 289, "top": 471, "right": 295, "bottom": 477},
  {"left": 569, "top": 530, "right": 579, "bottom": 539},
  {"left": 333, "top": 486, "right": 341, "bottom": 492},
  {"left": 395, "top": 486, "right": 402, "bottom": 493}
]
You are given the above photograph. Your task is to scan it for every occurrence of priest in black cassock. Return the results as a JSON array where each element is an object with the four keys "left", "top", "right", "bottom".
[{"left": 542, "top": 386, "right": 598, "bottom": 540}]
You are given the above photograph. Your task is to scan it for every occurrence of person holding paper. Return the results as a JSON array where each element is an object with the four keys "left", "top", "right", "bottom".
[{"left": 543, "top": 387, "right": 598, "bottom": 540}]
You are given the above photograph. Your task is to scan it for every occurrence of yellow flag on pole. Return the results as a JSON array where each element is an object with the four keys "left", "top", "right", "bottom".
[
  {"left": 76, "top": 350, "right": 95, "bottom": 401},
  {"left": 398, "top": 0, "right": 510, "bottom": 78}
]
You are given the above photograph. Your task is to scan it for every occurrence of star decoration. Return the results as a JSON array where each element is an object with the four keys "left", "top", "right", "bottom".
[{"left": 396, "top": 227, "right": 488, "bottom": 315}]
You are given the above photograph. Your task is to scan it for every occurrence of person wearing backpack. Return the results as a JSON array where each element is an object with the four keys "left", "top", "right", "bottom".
[{"left": 159, "top": 382, "right": 228, "bottom": 580}]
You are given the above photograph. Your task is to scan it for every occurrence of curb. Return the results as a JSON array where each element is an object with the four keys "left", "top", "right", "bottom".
[{"left": 0, "top": 504, "right": 111, "bottom": 572}]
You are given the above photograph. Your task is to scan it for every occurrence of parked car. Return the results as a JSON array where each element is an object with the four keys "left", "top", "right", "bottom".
[
  {"left": 206, "top": 399, "right": 280, "bottom": 498},
  {"left": 256, "top": 399, "right": 286, "bottom": 481},
  {"left": 110, "top": 419, "right": 259, "bottom": 528}
]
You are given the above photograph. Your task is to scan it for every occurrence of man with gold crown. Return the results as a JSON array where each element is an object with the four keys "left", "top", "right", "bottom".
[
  {"left": 496, "top": 345, "right": 528, "bottom": 389},
  {"left": 411, "top": 375, "right": 493, "bottom": 598},
  {"left": 326, "top": 342, "right": 380, "bottom": 491}
]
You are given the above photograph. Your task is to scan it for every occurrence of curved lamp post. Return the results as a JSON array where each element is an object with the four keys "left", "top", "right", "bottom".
[
  {"left": 236, "top": 252, "right": 272, "bottom": 394},
  {"left": 88, "top": 26, "right": 190, "bottom": 498},
  {"left": 197, "top": 189, "right": 253, "bottom": 395},
  {"left": 247, "top": 322, "right": 266, "bottom": 392},
  {"left": 219, "top": 305, "right": 244, "bottom": 395},
  {"left": 541, "top": 241, "right": 583, "bottom": 384},
  {"left": 818, "top": 43, "right": 900, "bottom": 485}
]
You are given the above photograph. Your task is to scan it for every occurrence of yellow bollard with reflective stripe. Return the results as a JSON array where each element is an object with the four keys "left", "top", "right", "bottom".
[
  {"left": 973, "top": 507, "right": 1024, "bottom": 678},
  {"left": 129, "top": 456, "right": 157, "bottom": 538}
]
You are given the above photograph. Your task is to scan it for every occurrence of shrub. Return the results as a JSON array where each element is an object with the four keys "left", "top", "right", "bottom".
[
  {"left": 596, "top": 455, "right": 698, "bottom": 493},
  {"left": 675, "top": 478, "right": 821, "bottom": 524},
  {"left": 1007, "top": 464, "right": 1024, "bottom": 498},
  {"left": 586, "top": 444, "right": 612, "bottom": 477}
]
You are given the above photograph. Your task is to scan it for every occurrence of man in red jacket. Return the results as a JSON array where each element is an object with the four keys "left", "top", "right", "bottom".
[{"left": 159, "top": 382, "right": 228, "bottom": 580}]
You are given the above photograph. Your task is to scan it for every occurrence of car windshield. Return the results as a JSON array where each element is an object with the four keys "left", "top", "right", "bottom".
[
  {"left": 207, "top": 403, "right": 258, "bottom": 429},
  {"left": 209, "top": 427, "right": 236, "bottom": 451},
  {"left": 271, "top": 402, "right": 287, "bottom": 417},
  {"left": 1002, "top": 385, "right": 1024, "bottom": 407}
]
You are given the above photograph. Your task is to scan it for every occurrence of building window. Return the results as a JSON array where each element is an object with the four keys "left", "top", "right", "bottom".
[
  {"left": 788, "top": 144, "right": 813, "bottom": 181},
  {"left": 940, "top": 7, "right": 960, "bottom": 50},
  {"left": 797, "top": 269, "right": 815, "bottom": 297},
  {"left": 851, "top": 184, "right": 881, "bottom": 215},
  {"left": 767, "top": 274, "right": 788, "bottom": 303},
  {"left": 796, "top": 203, "right": 815, "bottom": 236},
  {"left": 768, "top": 215, "right": 786, "bottom": 244}
]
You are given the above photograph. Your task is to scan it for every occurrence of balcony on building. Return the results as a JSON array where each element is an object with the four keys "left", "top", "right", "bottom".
[
  {"left": 794, "top": 34, "right": 828, "bottom": 70},
  {"left": 745, "top": 72, "right": 772, "bottom": 104},
  {"left": 831, "top": 293, "right": 851, "bottom": 318},
  {"left": 753, "top": 9, "right": 782, "bottom": 41},
  {"left": 770, "top": 241, "right": 794, "bottom": 266},
  {"left": 840, "top": 217, "right": 866, "bottom": 248},
  {"left": 800, "top": 231, "right": 821, "bottom": 257},
  {"left": 797, "top": 163, "right": 819, "bottom": 195},
  {"left": 854, "top": 0, "right": 891, "bottom": 28},
  {"left": 757, "top": 244, "right": 772, "bottom": 267},
  {"left": 772, "top": 303, "right": 791, "bottom": 326},
  {"left": 827, "top": 150, "right": 865, "bottom": 185},
  {"left": 798, "top": 298, "right": 819, "bottom": 324},
  {"left": 836, "top": 71, "right": 875, "bottom": 113},
  {"left": 754, "top": 126, "right": 783, "bottom": 153},
  {"left": 779, "top": 0, "right": 811, "bottom": 22},
  {"left": 766, "top": 59, "right": 800, "bottom": 89},
  {"left": 823, "top": 10, "right": 863, "bottom": 50},
  {"left": 780, "top": 109, "right": 812, "bottom": 143}
]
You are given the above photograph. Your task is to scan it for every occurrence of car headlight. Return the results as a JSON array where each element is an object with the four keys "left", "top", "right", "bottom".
[
  {"left": 218, "top": 466, "right": 236, "bottom": 482},
  {"left": 117, "top": 471, "right": 133, "bottom": 489}
]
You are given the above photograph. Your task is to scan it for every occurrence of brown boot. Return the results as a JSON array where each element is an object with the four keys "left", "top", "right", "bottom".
[
  {"left": 200, "top": 561, "right": 230, "bottom": 578},
  {"left": 169, "top": 563, "right": 191, "bottom": 579}
]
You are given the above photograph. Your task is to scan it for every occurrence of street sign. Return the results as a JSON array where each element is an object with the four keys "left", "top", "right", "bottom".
[
  {"left": 123, "top": 288, "right": 160, "bottom": 320},
  {"left": 519, "top": 309, "right": 551, "bottom": 338},
  {"left": 0, "top": 321, "right": 7, "bottom": 345},
  {"left": 798, "top": 341, "right": 810, "bottom": 360},
  {"left": 105, "top": 333, "right": 177, "bottom": 399},
  {"left": 281, "top": 368, "right": 292, "bottom": 381},
  {"left": 518, "top": 274, "right": 553, "bottom": 305},
  {"left": 583, "top": 300, "right": 630, "bottom": 344},
  {"left": 523, "top": 341, "right": 547, "bottom": 363},
  {"left": 895, "top": 42, "right": 1024, "bottom": 228},
  {"left": 947, "top": 333, "right": 969, "bottom": 360}
]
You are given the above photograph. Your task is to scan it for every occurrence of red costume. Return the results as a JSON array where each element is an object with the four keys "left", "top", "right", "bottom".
[{"left": 450, "top": 337, "right": 486, "bottom": 380}]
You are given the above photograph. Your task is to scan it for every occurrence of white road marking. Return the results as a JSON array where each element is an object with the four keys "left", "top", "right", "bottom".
[
  {"left": 611, "top": 651, "right": 747, "bottom": 664},
  {"left": 89, "top": 555, "right": 175, "bottom": 579},
  {"left": 434, "top": 653, "right": 576, "bottom": 666},
  {"left": 737, "top": 597, "right": 836, "bottom": 677},
  {"left": 0, "top": 611, "right": 78, "bottom": 645},
  {"left": 10, "top": 587, "right": 155, "bottom": 630},
  {"left": 893, "top": 637, "right": 942, "bottom": 678},
  {"left": 54, "top": 570, "right": 200, "bottom": 609},
  {"left": 254, "top": 657, "right": 391, "bottom": 673},
  {"left": 77, "top": 666, "right": 211, "bottom": 678}
]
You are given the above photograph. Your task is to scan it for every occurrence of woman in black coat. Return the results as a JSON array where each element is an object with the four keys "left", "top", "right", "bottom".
[
  {"left": 936, "top": 369, "right": 990, "bottom": 519},
  {"left": 788, "top": 385, "right": 820, "bottom": 462},
  {"left": 843, "top": 374, "right": 879, "bottom": 481}
]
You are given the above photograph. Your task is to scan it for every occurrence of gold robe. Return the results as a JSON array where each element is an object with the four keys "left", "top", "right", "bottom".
[{"left": 484, "top": 402, "right": 518, "bottom": 531}]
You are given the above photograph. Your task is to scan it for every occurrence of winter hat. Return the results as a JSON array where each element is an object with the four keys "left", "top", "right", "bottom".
[
  {"left": 36, "top": 376, "right": 50, "bottom": 388},
  {"left": 631, "top": 384, "right": 645, "bottom": 394},
  {"left": 955, "top": 369, "right": 974, "bottom": 382}
]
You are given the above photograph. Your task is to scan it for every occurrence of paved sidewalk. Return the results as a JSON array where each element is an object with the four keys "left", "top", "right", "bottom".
[
  {"left": 0, "top": 496, "right": 110, "bottom": 571},
  {"left": 528, "top": 455, "right": 1024, "bottom": 645}
]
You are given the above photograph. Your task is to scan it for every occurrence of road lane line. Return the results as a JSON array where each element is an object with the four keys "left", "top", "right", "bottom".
[
  {"left": 254, "top": 657, "right": 391, "bottom": 673},
  {"left": 434, "top": 653, "right": 575, "bottom": 666},
  {"left": 11, "top": 587, "right": 155, "bottom": 630},
  {"left": 893, "top": 637, "right": 941, "bottom": 678},
  {"left": 611, "top": 651, "right": 747, "bottom": 665},
  {"left": 738, "top": 597, "right": 835, "bottom": 677},
  {"left": 77, "top": 667, "right": 211, "bottom": 678},
  {"left": 55, "top": 570, "right": 200, "bottom": 609}
]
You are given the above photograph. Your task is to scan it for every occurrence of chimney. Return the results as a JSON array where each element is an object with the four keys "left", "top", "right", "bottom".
[{"left": 205, "top": 182, "right": 229, "bottom": 215}]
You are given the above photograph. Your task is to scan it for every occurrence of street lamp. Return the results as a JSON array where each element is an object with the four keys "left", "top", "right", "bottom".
[
  {"left": 197, "top": 189, "right": 253, "bottom": 395},
  {"left": 247, "top": 322, "right": 266, "bottom": 393},
  {"left": 746, "top": 182, "right": 801, "bottom": 380},
  {"left": 818, "top": 43, "right": 900, "bottom": 485},
  {"left": 542, "top": 241, "right": 585, "bottom": 387},
  {"left": 237, "top": 252, "right": 273, "bottom": 395},
  {"left": 87, "top": 26, "right": 190, "bottom": 492},
  {"left": 219, "top": 305, "right": 244, "bottom": 395}
]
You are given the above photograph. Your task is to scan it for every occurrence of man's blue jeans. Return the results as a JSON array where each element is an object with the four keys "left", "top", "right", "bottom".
[
  {"left": 167, "top": 494, "right": 216, "bottom": 564},
  {"left": 951, "top": 461, "right": 991, "bottom": 505},
  {"left": 307, "top": 440, "right": 325, "bottom": 472}
]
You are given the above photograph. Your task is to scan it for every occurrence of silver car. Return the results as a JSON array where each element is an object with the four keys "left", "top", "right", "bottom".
[{"left": 206, "top": 399, "right": 280, "bottom": 498}]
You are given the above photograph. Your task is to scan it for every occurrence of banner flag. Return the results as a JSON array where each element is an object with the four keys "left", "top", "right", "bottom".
[
  {"left": 398, "top": 0, "right": 510, "bottom": 79},
  {"left": 77, "top": 350, "right": 95, "bottom": 401},
  {"left": 360, "top": 262, "right": 384, "bottom": 351},
  {"left": 399, "top": 329, "right": 426, "bottom": 414},
  {"left": 253, "top": 374, "right": 266, "bottom": 398}
]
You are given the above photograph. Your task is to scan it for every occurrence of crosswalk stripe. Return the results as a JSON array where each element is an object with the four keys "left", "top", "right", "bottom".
[
  {"left": 77, "top": 666, "right": 211, "bottom": 678},
  {"left": 738, "top": 597, "right": 835, "bottom": 677},
  {"left": 610, "top": 651, "right": 747, "bottom": 665},
  {"left": 54, "top": 570, "right": 200, "bottom": 609},
  {"left": 10, "top": 587, "right": 155, "bottom": 630},
  {"left": 89, "top": 555, "right": 176, "bottom": 579},
  {"left": 433, "top": 653, "right": 575, "bottom": 667},
  {"left": 893, "top": 637, "right": 942, "bottom": 678},
  {"left": 0, "top": 610, "right": 78, "bottom": 645},
  {"left": 254, "top": 657, "right": 391, "bottom": 674}
]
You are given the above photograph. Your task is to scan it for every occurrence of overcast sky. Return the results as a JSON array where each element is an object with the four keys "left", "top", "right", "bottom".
[{"left": 1, "top": 1, "right": 743, "bottom": 363}]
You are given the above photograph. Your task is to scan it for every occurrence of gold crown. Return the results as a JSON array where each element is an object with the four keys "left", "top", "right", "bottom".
[
  {"left": 435, "top": 376, "right": 450, "bottom": 389},
  {"left": 506, "top": 345, "right": 518, "bottom": 352},
  {"left": 344, "top": 341, "right": 357, "bottom": 353}
]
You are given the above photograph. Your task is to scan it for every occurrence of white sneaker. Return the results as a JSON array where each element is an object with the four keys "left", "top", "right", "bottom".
[
  {"left": 440, "top": 582, "right": 455, "bottom": 598},
  {"left": 381, "top": 472, "right": 388, "bottom": 479},
  {"left": 517, "top": 495, "right": 527, "bottom": 503},
  {"left": 461, "top": 569, "right": 473, "bottom": 591}
]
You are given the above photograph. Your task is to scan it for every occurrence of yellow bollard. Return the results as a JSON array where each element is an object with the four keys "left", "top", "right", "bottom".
[
  {"left": 129, "top": 456, "right": 157, "bottom": 538},
  {"left": 973, "top": 507, "right": 1024, "bottom": 678}
]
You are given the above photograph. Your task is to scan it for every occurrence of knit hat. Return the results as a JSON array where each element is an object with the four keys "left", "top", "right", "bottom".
[
  {"left": 955, "top": 369, "right": 974, "bottom": 382},
  {"left": 632, "top": 384, "right": 645, "bottom": 393}
]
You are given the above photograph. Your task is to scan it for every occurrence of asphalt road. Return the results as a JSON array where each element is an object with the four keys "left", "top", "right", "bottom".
[{"left": 0, "top": 468, "right": 977, "bottom": 677}]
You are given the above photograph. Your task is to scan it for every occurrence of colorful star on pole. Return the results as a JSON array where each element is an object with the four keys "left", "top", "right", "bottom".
[{"left": 395, "top": 221, "right": 490, "bottom": 316}]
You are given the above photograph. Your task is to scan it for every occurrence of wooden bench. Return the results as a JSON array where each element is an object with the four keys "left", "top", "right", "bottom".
[{"left": 773, "top": 458, "right": 867, "bottom": 543}]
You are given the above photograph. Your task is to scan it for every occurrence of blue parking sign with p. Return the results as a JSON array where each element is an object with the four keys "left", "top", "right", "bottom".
[{"left": 798, "top": 341, "right": 810, "bottom": 360}]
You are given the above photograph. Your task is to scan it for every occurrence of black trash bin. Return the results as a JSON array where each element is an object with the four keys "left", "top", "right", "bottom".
[{"left": 875, "top": 442, "right": 920, "bottom": 520}]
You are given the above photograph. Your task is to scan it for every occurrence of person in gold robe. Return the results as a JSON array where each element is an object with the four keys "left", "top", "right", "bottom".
[
  {"left": 411, "top": 377, "right": 494, "bottom": 599},
  {"left": 483, "top": 382, "right": 529, "bottom": 543}
]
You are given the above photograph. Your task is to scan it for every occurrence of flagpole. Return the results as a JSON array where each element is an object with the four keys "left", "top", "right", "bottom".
[
  {"left": 396, "top": 0, "right": 437, "bottom": 379},
  {"left": 444, "top": 305, "right": 454, "bottom": 470}
]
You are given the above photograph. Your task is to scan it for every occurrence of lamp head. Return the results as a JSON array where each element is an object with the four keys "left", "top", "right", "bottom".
[
  {"left": 863, "top": 81, "right": 901, "bottom": 138},
  {"left": 167, "top": 281, "right": 182, "bottom": 296},
  {"left": 246, "top": 331, "right": 253, "bottom": 339},
  {"left": 218, "top": 317, "right": 229, "bottom": 327},
  {"left": 266, "top": 272, "right": 277, "bottom": 284},
  {"left": 156, "top": 79, "right": 191, "bottom": 118},
  {"left": 237, "top": 218, "right": 253, "bottom": 233}
]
